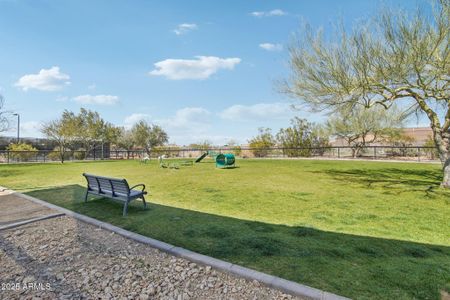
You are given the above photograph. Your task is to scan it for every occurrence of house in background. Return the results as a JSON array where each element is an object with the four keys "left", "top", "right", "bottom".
[
  {"left": 400, "top": 127, "right": 433, "bottom": 145},
  {"left": 330, "top": 127, "right": 433, "bottom": 147}
]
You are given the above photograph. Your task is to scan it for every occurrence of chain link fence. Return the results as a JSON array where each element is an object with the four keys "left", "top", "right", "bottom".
[{"left": 0, "top": 145, "right": 440, "bottom": 164}]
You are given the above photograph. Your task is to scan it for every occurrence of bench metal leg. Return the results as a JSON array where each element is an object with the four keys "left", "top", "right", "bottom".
[
  {"left": 84, "top": 190, "right": 89, "bottom": 202},
  {"left": 122, "top": 201, "right": 129, "bottom": 216},
  {"left": 142, "top": 196, "right": 147, "bottom": 209}
]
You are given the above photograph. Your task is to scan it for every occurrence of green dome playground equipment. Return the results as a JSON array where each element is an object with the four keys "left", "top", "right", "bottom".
[{"left": 215, "top": 153, "right": 235, "bottom": 168}]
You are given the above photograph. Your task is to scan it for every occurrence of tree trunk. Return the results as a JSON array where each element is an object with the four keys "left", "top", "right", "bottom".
[
  {"left": 442, "top": 157, "right": 450, "bottom": 188},
  {"left": 59, "top": 149, "right": 65, "bottom": 164},
  {"left": 351, "top": 147, "right": 361, "bottom": 158},
  {"left": 432, "top": 129, "right": 450, "bottom": 188},
  {"left": 414, "top": 97, "right": 450, "bottom": 187}
]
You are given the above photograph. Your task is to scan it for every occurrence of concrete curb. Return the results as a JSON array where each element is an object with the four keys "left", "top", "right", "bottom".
[
  {"left": 9, "top": 188, "right": 350, "bottom": 300},
  {"left": 0, "top": 213, "right": 65, "bottom": 231}
]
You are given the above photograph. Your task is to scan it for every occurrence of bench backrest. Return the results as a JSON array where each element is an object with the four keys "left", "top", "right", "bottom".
[{"left": 83, "top": 173, "right": 130, "bottom": 197}]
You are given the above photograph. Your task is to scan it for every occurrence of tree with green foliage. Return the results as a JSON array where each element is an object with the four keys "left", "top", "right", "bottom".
[
  {"left": 41, "top": 108, "right": 119, "bottom": 162},
  {"left": 276, "top": 117, "right": 329, "bottom": 157},
  {"left": 103, "top": 124, "right": 121, "bottom": 145},
  {"left": 327, "top": 106, "right": 404, "bottom": 157},
  {"left": 74, "top": 108, "right": 118, "bottom": 158},
  {"left": 131, "top": 120, "right": 168, "bottom": 155},
  {"left": 114, "top": 127, "right": 135, "bottom": 159},
  {"left": 115, "top": 127, "right": 135, "bottom": 150},
  {"left": 248, "top": 127, "right": 275, "bottom": 157},
  {"left": 283, "top": 1, "right": 449, "bottom": 185},
  {"left": 97, "top": 122, "right": 121, "bottom": 159}
]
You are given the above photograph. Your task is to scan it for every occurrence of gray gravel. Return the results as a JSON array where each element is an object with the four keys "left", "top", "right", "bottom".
[{"left": 0, "top": 216, "right": 300, "bottom": 299}]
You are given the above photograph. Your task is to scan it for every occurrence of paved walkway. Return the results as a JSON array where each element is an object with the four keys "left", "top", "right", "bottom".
[
  {"left": 0, "top": 189, "right": 58, "bottom": 227},
  {"left": 0, "top": 192, "right": 298, "bottom": 299}
]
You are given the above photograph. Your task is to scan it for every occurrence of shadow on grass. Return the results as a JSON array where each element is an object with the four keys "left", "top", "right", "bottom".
[
  {"left": 319, "top": 167, "right": 446, "bottom": 196},
  {"left": 26, "top": 184, "right": 450, "bottom": 300},
  {"left": 216, "top": 166, "right": 240, "bottom": 170}
]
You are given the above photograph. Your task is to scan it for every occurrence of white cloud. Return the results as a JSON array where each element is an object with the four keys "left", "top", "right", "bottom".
[
  {"left": 56, "top": 96, "right": 69, "bottom": 102},
  {"left": 122, "top": 107, "right": 211, "bottom": 135},
  {"left": 15, "top": 66, "right": 70, "bottom": 91},
  {"left": 268, "top": 9, "right": 286, "bottom": 16},
  {"left": 250, "top": 11, "right": 265, "bottom": 17},
  {"left": 219, "top": 102, "right": 293, "bottom": 121},
  {"left": 149, "top": 56, "right": 241, "bottom": 80},
  {"left": 250, "top": 9, "right": 286, "bottom": 17},
  {"left": 156, "top": 107, "right": 218, "bottom": 145},
  {"left": 123, "top": 113, "right": 151, "bottom": 129},
  {"left": 21, "top": 121, "right": 40, "bottom": 133},
  {"left": 173, "top": 23, "right": 198, "bottom": 35},
  {"left": 5, "top": 121, "right": 41, "bottom": 138},
  {"left": 159, "top": 107, "right": 211, "bottom": 129},
  {"left": 259, "top": 43, "right": 283, "bottom": 51},
  {"left": 73, "top": 94, "right": 119, "bottom": 105}
]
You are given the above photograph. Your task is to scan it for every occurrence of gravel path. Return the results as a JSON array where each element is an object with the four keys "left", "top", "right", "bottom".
[{"left": 0, "top": 215, "right": 299, "bottom": 299}]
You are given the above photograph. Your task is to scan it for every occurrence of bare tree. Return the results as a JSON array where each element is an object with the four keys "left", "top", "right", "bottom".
[
  {"left": 0, "top": 95, "right": 10, "bottom": 133},
  {"left": 283, "top": 1, "right": 450, "bottom": 186},
  {"left": 41, "top": 119, "right": 75, "bottom": 163}
]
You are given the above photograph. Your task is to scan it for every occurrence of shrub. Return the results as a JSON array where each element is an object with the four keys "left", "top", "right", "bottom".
[
  {"left": 73, "top": 148, "right": 87, "bottom": 160},
  {"left": 249, "top": 128, "right": 275, "bottom": 158},
  {"left": 6, "top": 143, "right": 38, "bottom": 161}
]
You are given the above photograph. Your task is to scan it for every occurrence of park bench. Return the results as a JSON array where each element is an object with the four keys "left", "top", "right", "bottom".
[{"left": 82, "top": 173, "right": 147, "bottom": 216}]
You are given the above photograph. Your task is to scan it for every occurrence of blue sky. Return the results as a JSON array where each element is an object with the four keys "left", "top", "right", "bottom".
[{"left": 0, "top": 0, "right": 430, "bottom": 145}]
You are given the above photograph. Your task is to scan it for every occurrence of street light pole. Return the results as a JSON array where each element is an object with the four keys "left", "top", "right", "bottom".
[{"left": 12, "top": 113, "right": 20, "bottom": 144}]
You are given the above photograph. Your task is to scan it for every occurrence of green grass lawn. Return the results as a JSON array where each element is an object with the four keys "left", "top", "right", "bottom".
[{"left": 1, "top": 158, "right": 449, "bottom": 299}]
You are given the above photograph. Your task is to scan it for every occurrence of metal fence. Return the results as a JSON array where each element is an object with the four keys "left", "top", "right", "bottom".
[{"left": 0, "top": 145, "right": 440, "bottom": 164}]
